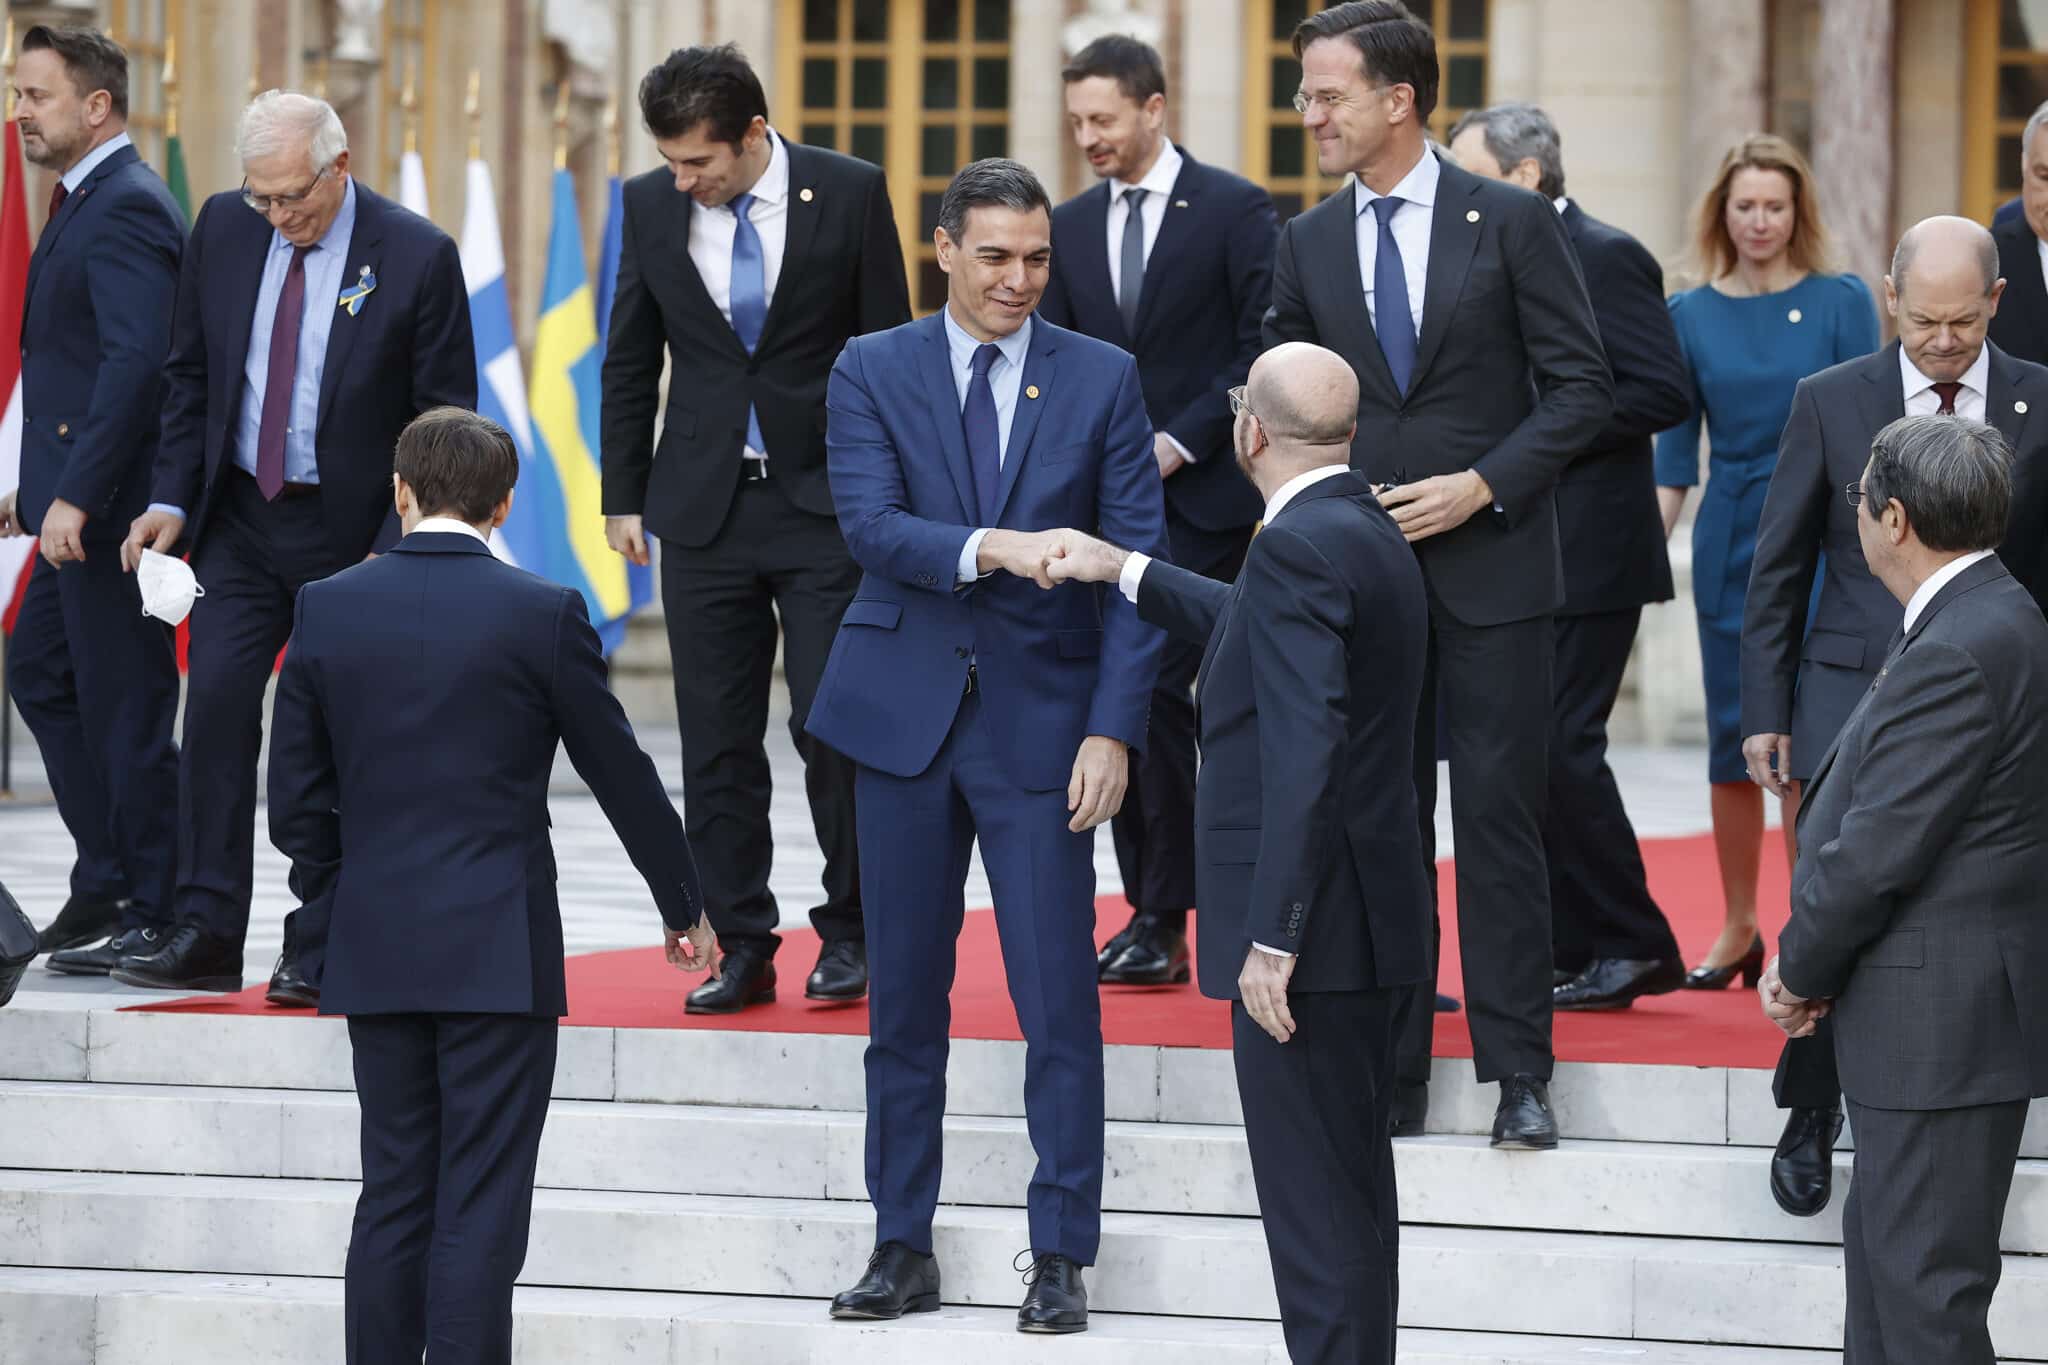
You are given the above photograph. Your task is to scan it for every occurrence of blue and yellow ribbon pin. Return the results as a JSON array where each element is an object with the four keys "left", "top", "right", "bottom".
[{"left": 338, "top": 264, "right": 377, "bottom": 317}]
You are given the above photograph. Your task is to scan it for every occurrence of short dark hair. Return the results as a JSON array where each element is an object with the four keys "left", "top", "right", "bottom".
[
  {"left": 936, "top": 159, "right": 1052, "bottom": 244},
  {"left": 1061, "top": 34, "right": 1167, "bottom": 105},
  {"left": 21, "top": 25, "right": 130, "bottom": 119},
  {"left": 638, "top": 43, "right": 768, "bottom": 145},
  {"left": 395, "top": 407, "right": 520, "bottom": 524},
  {"left": 1865, "top": 415, "right": 2012, "bottom": 554},
  {"left": 1292, "top": 0, "right": 1438, "bottom": 124}
]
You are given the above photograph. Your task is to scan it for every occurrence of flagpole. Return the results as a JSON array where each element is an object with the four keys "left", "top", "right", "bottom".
[
  {"left": 605, "top": 95, "right": 619, "bottom": 180},
  {"left": 553, "top": 79, "right": 570, "bottom": 173},
  {"left": 163, "top": 35, "right": 178, "bottom": 140},
  {"left": 466, "top": 70, "right": 481, "bottom": 163}
]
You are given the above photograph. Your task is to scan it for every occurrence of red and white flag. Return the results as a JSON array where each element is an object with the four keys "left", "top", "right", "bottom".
[{"left": 0, "top": 121, "right": 35, "bottom": 634}]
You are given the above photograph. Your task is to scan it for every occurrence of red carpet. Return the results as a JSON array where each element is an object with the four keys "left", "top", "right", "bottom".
[{"left": 131, "top": 832, "right": 1793, "bottom": 1069}]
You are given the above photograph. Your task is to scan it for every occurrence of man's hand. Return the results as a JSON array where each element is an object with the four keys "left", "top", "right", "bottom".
[
  {"left": 1066, "top": 734, "right": 1128, "bottom": 833},
  {"left": 1378, "top": 470, "right": 1493, "bottom": 543},
  {"left": 1759, "top": 954, "right": 1828, "bottom": 1038},
  {"left": 1658, "top": 486, "right": 1687, "bottom": 541},
  {"left": 1240, "top": 948, "right": 1297, "bottom": 1043},
  {"left": 665, "top": 918, "right": 719, "bottom": 977},
  {"left": 976, "top": 528, "right": 1068, "bottom": 587},
  {"left": 1040, "top": 529, "right": 1130, "bottom": 587},
  {"left": 1743, "top": 733, "right": 1793, "bottom": 797},
  {"left": 122, "top": 507, "right": 186, "bottom": 571},
  {"left": 0, "top": 490, "right": 21, "bottom": 539},
  {"left": 606, "top": 514, "right": 651, "bottom": 568},
  {"left": 38, "top": 498, "right": 87, "bottom": 567},
  {"left": 1154, "top": 432, "right": 1187, "bottom": 480}
]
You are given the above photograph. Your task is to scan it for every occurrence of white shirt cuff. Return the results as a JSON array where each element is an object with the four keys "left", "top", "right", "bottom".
[
  {"left": 958, "top": 529, "right": 991, "bottom": 585},
  {"left": 1253, "top": 942, "right": 1295, "bottom": 958},
  {"left": 1117, "top": 551, "right": 1152, "bottom": 604},
  {"left": 1159, "top": 431, "right": 1195, "bottom": 464}
]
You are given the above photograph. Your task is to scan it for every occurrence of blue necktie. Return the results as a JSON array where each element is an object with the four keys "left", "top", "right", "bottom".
[
  {"left": 964, "top": 342, "right": 1003, "bottom": 524},
  {"left": 729, "top": 191, "right": 768, "bottom": 455},
  {"left": 1370, "top": 195, "right": 1417, "bottom": 395}
]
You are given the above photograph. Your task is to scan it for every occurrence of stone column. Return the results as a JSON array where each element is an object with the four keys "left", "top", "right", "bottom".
[
  {"left": 1682, "top": 0, "right": 1767, "bottom": 215},
  {"left": 1812, "top": 0, "right": 1895, "bottom": 292},
  {"left": 1179, "top": 0, "right": 1243, "bottom": 172}
]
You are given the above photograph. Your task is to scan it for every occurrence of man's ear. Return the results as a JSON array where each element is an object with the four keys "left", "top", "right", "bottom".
[{"left": 490, "top": 490, "right": 514, "bottom": 530}]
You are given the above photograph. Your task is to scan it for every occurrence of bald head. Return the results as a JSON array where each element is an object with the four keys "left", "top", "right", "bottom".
[
  {"left": 1885, "top": 216, "right": 2007, "bottom": 386},
  {"left": 1889, "top": 216, "right": 1998, "bottom": 300},
  {"left": 1247, "top": 342, "right": 1360, "bottom": 447}
]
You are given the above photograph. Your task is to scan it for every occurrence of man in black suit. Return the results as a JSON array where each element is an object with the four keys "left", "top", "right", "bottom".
[
  {"left": 115, "top": 90, "right": 475, "bottom": 1000},
  {"left": 1264, "top": 1, "right": 1612, "bottom": 1145},
  {"left": 1042, "top": 342, "right": 1430, "bottom": 1364},
  {"left": 602, "top": 44, "right": 911, "bottom": 1013},
  {"left": 0, "top": 27, "right": 183, "bottom": 969},
  {"left": 268, "top": 407, "right": 714, "bottom": 1365},
  {"left": 1037, "top": 35, "right": 1278, "bottom": 988},
  {"left": 1989, "top": 100, "right": 2048, "bottom": 365},
  {"left": 1448, "top": 103, "right": 1691, "bottom": 1010},
  {"left": 1742, "top": 217, "right": 2048, "bottom": 1218},
  {"left": 1762, "top": 413, "right": 2048, "bottom": 1365}
]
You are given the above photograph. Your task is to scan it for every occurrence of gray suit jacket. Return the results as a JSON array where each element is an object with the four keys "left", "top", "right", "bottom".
[
  {"left": 1741, "top": 341, "right": 2048, "bottom": 780},
  {"left": 1779, "top": 556, "right": 2048, "bottom": 1109}
]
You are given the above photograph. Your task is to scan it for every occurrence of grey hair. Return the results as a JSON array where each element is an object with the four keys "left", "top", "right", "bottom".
[
  {"left": 935, "top": 158, "right": 1051, "bottom": 244},
  {"left": 1447, "top": 102, "right": 1565, "bottom": 200},
  {"left": 236, "top": 90, "right": 348, "bottom": 171},
  {"left": 2025, "top": 99, "right": 2048, "bottom": 174},
  {"left": 1865, "top": 414, "right": 2012, "bottom": 553},
  {"left": 1889, "top": 218, "right": 1998, "bottom": 297}
]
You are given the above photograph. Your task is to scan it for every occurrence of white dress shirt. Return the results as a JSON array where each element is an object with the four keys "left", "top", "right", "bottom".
[
  {"left": 1902, "top": 549, "right": 1996, "bottom": 635},
  {"left": 1900, "top": 343, "right": 1990, "bottom": 422},
  {"left": 411, "top": 516, "right": 490, "bottom": 544},
  {"left": 1354, "top": 146, "right": 1439, "bottom": 338},
  {"left": 945, "top": 306, "right": 1035, "bottom": 583},
  {"left": 688, "top": 130, "right": 790, "bottom": 462},
  {"left": 59, "top": 130, "right": 132, "bottom": 193}
]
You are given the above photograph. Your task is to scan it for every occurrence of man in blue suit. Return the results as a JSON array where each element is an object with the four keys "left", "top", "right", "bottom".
[
  {"left": 116, "top": 90, "right": 475, "bottom": 1001},
  {"left": 808, "top": 159, "right": 1167, "bottom": 1335},
  {"left": 0, "top": 26, "right": 184, "bottom": 969},
  {"left": 267, "top": 407, "right": 713, "bottom": 1365}
]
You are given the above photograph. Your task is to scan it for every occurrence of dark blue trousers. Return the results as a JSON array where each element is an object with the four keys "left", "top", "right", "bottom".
[
  {"left": 6, "top": 549, "right": 178, "bottom": 928},
  {"left": 345, "top": 1012, "right": 558, "bottom": 1365},
  {"left": 856, "top": 690, "right": 1105, "bottom": 1263}
]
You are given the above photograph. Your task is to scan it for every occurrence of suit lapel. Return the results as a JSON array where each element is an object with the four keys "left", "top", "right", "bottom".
[
  {"left": 918, "top": 316, "right": 979, "bottom": 522},
  {"left": 1999, "top": 219, "right": 2048, "bottom": 361},
  {"left": 1410, "top": 159, "right": 1482, "bottom": 391},
  {"left": 1194, "top": 577, "right": 1247, "bottom": 709},
  {"left": 27, "top": 145, "right": 137, "bottom": 315},
  {"left": 757, "top": 141, "right": 820, "bottom": 349},
  {"left": 316, "top": 187, "right": 386, "bottom": 439},
  {"left": 992, "top": 325, "right": 1057, "bottom": 523},
  {"left": 1317, "top": 185, "right": 1395, "bottom": 399},
  {"left": 1985, "top": 343, "right": 2037, "bottom": 450},
  {"left": 665, "top": 185, "right": 750, "bottom": 363},
  {"left": 1069, "top": 181, "right": 1117, "bottom": 339},
  {"left": 1857, "top": 343, "right": 1907, "bottom": 439},
  {"left": 1132, "top": 158, "right": 1200, "bottom": 343}
]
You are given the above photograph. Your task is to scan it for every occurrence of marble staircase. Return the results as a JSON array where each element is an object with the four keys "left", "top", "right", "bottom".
[{"left": 1, "top": 995, "right": 2043, "bottom": 1362}]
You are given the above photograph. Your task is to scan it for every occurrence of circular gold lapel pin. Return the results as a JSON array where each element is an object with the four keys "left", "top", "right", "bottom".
[{"left": 1026, "top": 385, "right": 1041, "bottom": 399}]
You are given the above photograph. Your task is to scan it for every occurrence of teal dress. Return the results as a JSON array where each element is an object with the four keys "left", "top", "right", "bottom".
[{"left": 1654, "top": 272, "right": 1879, "bottom": 783}]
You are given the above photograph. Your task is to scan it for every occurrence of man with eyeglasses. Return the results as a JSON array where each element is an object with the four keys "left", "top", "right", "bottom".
[
  {"left": 1741, "top": 214, "right": 2048, "bottom": 1220},
  {"left": 113, "top": 90, "right": 474, "bottom": 1001}
]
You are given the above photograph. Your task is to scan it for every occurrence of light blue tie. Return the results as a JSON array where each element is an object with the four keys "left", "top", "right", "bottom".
[
  {"left": 1370, "top": 195, "right": 1417, "bottom": 395},
  {"left": 729, "top": 191, "right": 768, "bottom": 455}
]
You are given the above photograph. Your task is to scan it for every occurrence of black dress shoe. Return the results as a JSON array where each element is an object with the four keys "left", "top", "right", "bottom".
[
  {"left": 47, "top": 926, "right": 162, "bottom": 977},
  {"left": 1683, "top": 934, "right": 1765, "bottom": 990},
  {"left": 1553, "top": 967, "right": 1576, "bottom": 988},
  {"left": 1434, "top": 992, "right": 1462, "bottom": 1013},
  {"left": 109, "top": 925, "right": 244, "bottom": 992},
  {"left": 1770, "top": 1105, "right": 1844, "bottom": 1217},
  {"left": 266, "top": 953, "right": 319, "bottom": 1009},
  {"left": 1491, "top": 1075, "right": 1558, "bottom": 1150},
  {"left": 1095, "top": 920, "right": 1139, "bottom": 973},
  {"left": 37, "top": 896, "right": 127, "bottom": 954},
  {"left": 1390, "top": 1080, "right": 1428, "bottom": 1137},
  {"left": 1098, "top": 915, "right": 1189, "bottom": 986},
  {"left": 685, "top": 949, "right": 776, "bottom": 1015},
  {"left": 806, "top": 939, "right": 868, "bottom": 1002},
  {"left": 1016, "top": 1252, "right": 1088, "bottom": 1334},
  {"left": 829, "top": 1241, "right": 941, "bottom": 1319},
  {"left": 1554, "top": 957, "right": 1687, "bottom": 1011}
]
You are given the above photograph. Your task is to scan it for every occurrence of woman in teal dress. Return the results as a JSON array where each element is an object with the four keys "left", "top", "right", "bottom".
[{"left": 1654, "top": 134, "right": 1879, "bottom": 985}]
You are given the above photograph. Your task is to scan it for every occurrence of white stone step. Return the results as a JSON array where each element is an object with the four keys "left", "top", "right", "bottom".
[
  {"left": 6, "top": 1080, "right": 2047, "bottom": 1253},
  {"left": 0, "top": 1267, "right": 1847, "bottom": 1365},
  {"left": 3, "top": 1169, "right": 2046, "bottom": 1353}
]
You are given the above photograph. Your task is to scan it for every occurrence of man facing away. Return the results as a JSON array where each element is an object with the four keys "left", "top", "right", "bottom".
[
  {"left": 1042, "top": 341, "right": 1431, "bottom": 1365},
  {"left": 1762, "top": 413, "right": 2048, "bottom": 1365},
  {"left": 1037, "top": 33, "right": 1278, "bottom": 988},
  {"left": 268, "top": 407, "right": 713, "bottom": 1365},
  {"left": 805, "top": 158, "right": 1167, "bottom": 1334}
]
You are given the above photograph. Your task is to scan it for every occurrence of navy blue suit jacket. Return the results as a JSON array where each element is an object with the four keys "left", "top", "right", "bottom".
[
  {"left": 17, "top": 143, "right": 184, "bottom": 542},
  {"left": 268, "top": 532, "right": 702, "bottom": 1018},
  {"left": 1038, "top": 150, "right": 1277, "bottom": 532},
  {"left": 805, "top": 312, "right": 1169, "bottom": 792},
  {"left": 152, "top": 182, "right": 476, "bottom": 561},
  {"left": 1135, "top": 472, "right": 1430, "bottom": 997}
]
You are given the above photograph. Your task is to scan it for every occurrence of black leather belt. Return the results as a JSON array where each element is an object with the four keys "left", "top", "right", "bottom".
[
  {"left": 233, "top": 466, "right": 320, "bottom": 500},
  {"left": 739, "top": 459, "right": 771, "bottom": 483}
]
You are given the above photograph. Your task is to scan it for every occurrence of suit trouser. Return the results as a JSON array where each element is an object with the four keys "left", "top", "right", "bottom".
[
  {"left": 1234, "top": 989, "right": 1401, "bottom": 1365},
  {"left": 856, "top": 690, "right": 1104, "bottom": 1262},
  {"left": 6, "top": 550, "right": 178, "bottom": 930},
  {"left": 1396, "top": 587, "right": 1556, "bottom": 1084},
  {"left": 1544, "top": 608, "right": 1680, "bottom": 968},
  {"left": 1841, "top": 1096, "right": 2028, "bottom": 1365},
  {"left": 1109, "top": 507, "right": 1252, "bottom": 931},
  {"left": 345, "top": 1011, "right": 558, "bottom": 1365},
  {"left": 658, "top": 478, "right": 861, "bottom": 957},
  {"left": 177, "top": 472, "right": 354, "bottom": 957},
  {"left": 1773, "top": 1022, "right": 1843, "bottom": 1109}
]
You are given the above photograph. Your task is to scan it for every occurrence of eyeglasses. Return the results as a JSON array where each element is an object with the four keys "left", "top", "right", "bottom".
[
  {"left": 1291, "top": 84, "right": 1389, "bottom": 115},
  {"left": 1844, "top": 481, "right": 1866, "bottom": 509},
  {"left": 242, "top": 167, "right": 332, "bottom": 215},
  {"left": 1228, "top": 385, "right": 1255, "bottom": 420}
]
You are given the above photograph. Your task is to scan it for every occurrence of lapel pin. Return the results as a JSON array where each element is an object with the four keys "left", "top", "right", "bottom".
[
  {"left": 1026, "top": 385, "right": 1041, "bottom": 400},
  {"left": 2019, "top": 400, "right": 2030, "bottom": 414},
  {"left": 1788, "top": 308, "right": 1803, "bottom": 324},
  {"left": 1175, "top": 199, "right": 1188, "bottom": 208},
  {"left": 338, "top": 265, "right": 378, "bottom": 318},
  {"left": 800, "top": 187, "right": 814, "bottom": 203},
  {"left": 1466, "top": 209, "right": 1480, "bottom": 223}
]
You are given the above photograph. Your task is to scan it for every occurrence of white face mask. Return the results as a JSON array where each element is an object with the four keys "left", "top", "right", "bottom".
[{"left": 136, "top": 548, "right": 205, "bottom": 626}]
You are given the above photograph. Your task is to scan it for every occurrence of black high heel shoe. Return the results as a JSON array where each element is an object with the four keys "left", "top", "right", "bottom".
[{"left": 1683, "top": 934, "right": 1765, "bottom": 990}]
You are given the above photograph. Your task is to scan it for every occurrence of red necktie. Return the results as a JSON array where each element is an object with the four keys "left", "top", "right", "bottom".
[
  {"left": 1932, "top": 381, "right": 1962, "bottom": 415},
  {"left": 254, "top": 246, "right": 312, "bottom": 501},
  {"left": 47, "top": 182, "right": 66, "bottom": 220}
]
